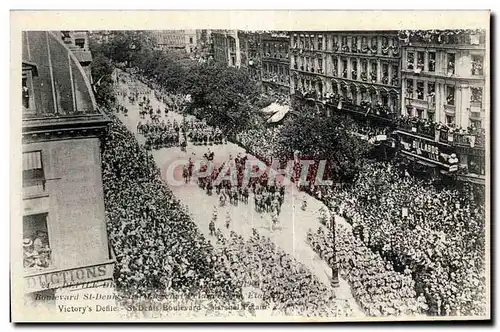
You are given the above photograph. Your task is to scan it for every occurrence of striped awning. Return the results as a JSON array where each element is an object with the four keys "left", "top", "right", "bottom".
[{"left": 23, "top": 151, "right": 42, "bottom": 171}]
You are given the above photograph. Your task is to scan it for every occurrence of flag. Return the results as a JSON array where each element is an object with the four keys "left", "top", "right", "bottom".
[
  {"left": 337, "top": 100, "right": 342, "bottom": 110},
  {"left": 434, "top": 129, "right": 440, "bottom": 142}
]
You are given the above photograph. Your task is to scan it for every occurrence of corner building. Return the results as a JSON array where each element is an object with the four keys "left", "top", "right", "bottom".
[
  {"left": 398, "top": 30, "right": 487, "bottom": 183},
  {"left": 261, "top": 32, "right": 290, "bottom": 96},
  {"left": 21, "top": 31, "right": 115, "bottom": 308},
  {"left": 289, "top": 31, "right": 401, "bottom": 118}
]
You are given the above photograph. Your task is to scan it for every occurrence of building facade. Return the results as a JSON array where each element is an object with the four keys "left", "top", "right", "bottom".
[
  {"left": 261, "top": 32, "right": 290, "bottom": 96},
  {"left": 21, "top": 31, "right": 115, "bottom": 307},
  {"left": 398, "top": 29, "right": 487, "bottom": 183},
  {"left": 152, "top": 30, "right": 198, "bottom": 54},
  {"left": 289, "top": 31, "right": 402, "bottom": 119},
  {"left": 211, "top": 29, "right": 241, "bottom": 68},
  {"left": 238, "top": 31, "right": 262, "bottom": 81}
]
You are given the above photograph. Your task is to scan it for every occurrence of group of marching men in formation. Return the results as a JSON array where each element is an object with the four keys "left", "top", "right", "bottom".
[
  {"left": 114, "top": 71, "right": 227, "bottom": 151},
  {"left": 182, "top": 149, "right": 287, "bottom": 229}
]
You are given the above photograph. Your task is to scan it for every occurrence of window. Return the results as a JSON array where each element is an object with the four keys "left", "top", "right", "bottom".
[
  {"left": 407, "top": 52, "right": 415, "bottom": 69},
  {"left": 300, "top": 36, "right": 305, "bottom": 49},
  {"left": 468, "top": 155, "right": 485, "bottom": 176},
  {"left": 317, "top": 36, "right": 323, "bottom": 50},
  {"left": 371, "top": 36, "right": 378, "bottom": 51},
  {"left": 318, "top": 58, "right": 323, "bottom": 73},
  {"left": 23, "top": 213, "right": 52, "bottom": 271},
  {"left": 406, "top": 79, "right": 414, "bottom": 98},
  {"left": 382, "top": 63, "right": 389, "bottom": 84},
  {"left": 370, "top": 62, "right": 377, "bottom": 82},
  {"left": 427, "top": 82, "right": 436, "bottom": 104},
  {"left": 382, "top": 94, "right": 389, "bottom": 106},
  {"left": 428, "top": 52, "right": 436, "bottom": 72},
  {"left": 428, "top": 112, "right": 435, "bottom": 122},
  {"left": 471, "top": 55, "right": 484, "bottom": 76},
  {"left": 74, "top": 38, "right": 85, "bottom": 49},
  {"left": 231, "top": 56, "right": 236, "bottom": 67},
  {"left": 342, "top": 59, "right": 348, "bottom": 78},
  {"left": 351, "top": 59, "right": 357, "bottom": 79},
  {"left": 416, "top": 108, "right": 424, "bottom": 119},
  {"left": 446, "top": 115, "right": 455, "bottom": 125},
  {"left": 351, "top": 36, "right": 358, "bottom": 51},
  {"left": 22, "top": 72, "right": 36, "bottom": 114},
  {"left": 189, "top": 37, "right": 193, "bottom": 44},
  {"left": 332, "top": 57, "right": 338, "bottom": 75},
  {"left": 447, "top": 53, "right": 455, "bottom": 74},
  {"left": 23, "top": 151, "right": 45, "bottom": 196},
  {"left": 417, "top": 51, "right": 425, "bottom": 71},
  {"left": 342, "top": 36, "right": 348, "bottom": 46},
  {"left": 382, "top": 36, "right": 389, "bottom": 48},
  {"left": 470, "top": 87, "right": 483, "bottom": 106},
  {"left": 22, "top": 76, "right": 30, "bottom": 109},
  {"left": 305, "top": 37, "right": 310, "bottom": 50},
  {"left": 391, "top": 65, "right": 399, "bottom": 85},
  {"left": 446, "top": 86, "right": 455, "bottom": 105},
  {"left": 416, "top": 81, "right": 424, "bottom": 100}
]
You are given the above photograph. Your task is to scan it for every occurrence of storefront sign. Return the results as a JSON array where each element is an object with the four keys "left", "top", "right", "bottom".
[
  {"left": 398, "top": 132, "right": 455, "bottom": 166},
  {"left": 25, "top": 261, "right": 114, "bottom": 293}
]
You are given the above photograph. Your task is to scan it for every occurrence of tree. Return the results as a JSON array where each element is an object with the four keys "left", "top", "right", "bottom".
[
  {"left": 277, "top": 105, "right": 369, "bottom": 185},
  {"left": 182, "top": 63, "right": 261, "bottom": 135},
  {"left": 89, "top": 48, "right": 116, "bottom": 109}
]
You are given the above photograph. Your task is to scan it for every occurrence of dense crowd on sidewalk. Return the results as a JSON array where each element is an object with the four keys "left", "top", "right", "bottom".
[
  {"left": 101, "top": 114, "right": 243, "bottom": 305},
  {"left": 314, "top": 161, "right": 486, "bottom": 316}
]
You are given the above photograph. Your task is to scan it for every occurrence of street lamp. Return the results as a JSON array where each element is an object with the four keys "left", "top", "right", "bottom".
[{"left": 330, "top": 209, "right": 340, "bottom": 288}]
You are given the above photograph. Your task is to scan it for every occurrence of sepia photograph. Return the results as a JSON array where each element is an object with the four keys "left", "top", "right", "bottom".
[{"left": 10, "top": 10, "right": 491, "bottom": 322}]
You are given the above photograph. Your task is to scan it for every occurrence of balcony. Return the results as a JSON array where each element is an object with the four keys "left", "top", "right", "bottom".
[{"left": 454, "top": 131, "right": 485, "bottom": 149}]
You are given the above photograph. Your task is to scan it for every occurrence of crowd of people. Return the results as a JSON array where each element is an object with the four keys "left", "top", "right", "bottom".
[
  {"left": 23, "top": 231, "right": 51, "bottom": 270},
  {"left": 395, "top": 115, "right": 486, "bottom": 147},
  {"left": 236, "top": 127, "right": 282, "bottom": 165},
  {"left": 192, "top": 150, "right": 286, "bottom": 220},
  {"left": 234, "top": 114, "right": 485, "bottom": 317},
  {"left": 101, "top": 113, "right": 245, "bottom": 308},
  {"left": 100, "top": 106, "right": 357, "bottom": 317},
  {"left": 108, "top": 67, "right": 486, "bottom": 319},
  {"left": 307, "top": 224, "right": 427, "bottom": 317},
  {"left": 213, "top": 228, "right": 354, "bottom": 317},
  {"left": 314, "top": 161, "right": 486, "bottom": 316}
]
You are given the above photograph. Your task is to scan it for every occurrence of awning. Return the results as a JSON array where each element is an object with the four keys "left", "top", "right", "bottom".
[
  {"left": 267, "top": 104, "right": 291, "bottom": 123},
  {"left": 261, "top": 102, "right": 288, "bottom": 114},
  {"left": 416, "top": 160, "right": 439, "bottom": 168}
]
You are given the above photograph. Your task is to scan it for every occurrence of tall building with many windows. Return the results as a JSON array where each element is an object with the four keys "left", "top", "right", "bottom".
[
  {"left": 400, "top": 30, "right": 486, "bottom": 127},
  {"left": 261, "top": 32, "right": 290, "bottom": 96},
  {"left": 238, "top": 31, "right": 262, "bottom": 81},
  {"left": 21, "top": 31, "right": 115, "bottom": 308},
  {"left": 211, "top": 29, "right": 241, "bottom": 68},
  {"left": 289, "top": 31, "right": 402, "bottom": 119},
  {"left": 398, "top": 29, "right": 487, "bottom": 183}
]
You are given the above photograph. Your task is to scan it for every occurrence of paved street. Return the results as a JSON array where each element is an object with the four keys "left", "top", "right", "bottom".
[{"left": 115, "top": 70, "right": 363, "bottom": 317}]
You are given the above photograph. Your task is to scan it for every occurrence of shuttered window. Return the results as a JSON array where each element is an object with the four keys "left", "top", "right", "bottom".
[{"left": 22, "top": 151, "right": 45, "bottom": 192}]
